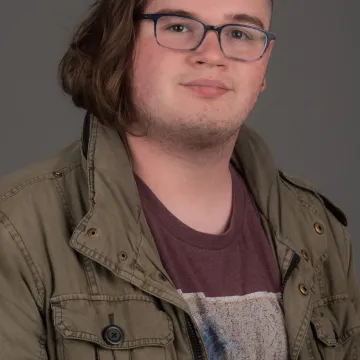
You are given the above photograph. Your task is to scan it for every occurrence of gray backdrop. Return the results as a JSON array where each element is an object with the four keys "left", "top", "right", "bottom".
[{"left": 0, "top": 1, "right": 359, "bottom": 273}]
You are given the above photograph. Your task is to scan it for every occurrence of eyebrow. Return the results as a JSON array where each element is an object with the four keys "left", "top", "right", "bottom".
[{"left": 151, "top": 9, "right": 265, "bottom": 30}]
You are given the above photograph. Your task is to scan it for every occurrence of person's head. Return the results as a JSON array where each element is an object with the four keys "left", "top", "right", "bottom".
[{"left": 60, "top": 0, "right": 275, "bottom": 149}]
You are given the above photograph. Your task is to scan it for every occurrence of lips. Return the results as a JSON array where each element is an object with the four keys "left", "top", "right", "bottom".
[
  {"left": 182, "top": 78, "right": 230, "bottom": 90},
  {"left": 181, "top": 78, "right": 231, "bottom": 98}
]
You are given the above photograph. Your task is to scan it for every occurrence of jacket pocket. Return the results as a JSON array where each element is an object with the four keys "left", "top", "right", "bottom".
[
  {"left": 307, "top": 294, "right": 360, "bottom": 359},
  {"left": 50, "top": 294, "right": 174, "bottom": 360}
]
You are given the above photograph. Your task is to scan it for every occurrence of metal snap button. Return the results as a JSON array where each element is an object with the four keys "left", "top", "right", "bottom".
[
  {"left": 53, "top": 171, "right": 63, "bottom": 178},
  {"left": 102, "top": 325, "right": 124, "bottom": 345},
  {"left": 118, "top": 252, "right": 128, "bottom": 262},
  {"left": 299, "top": 283, "right": 309, "bottom": 296},
  {"left": 86, "top": 228, "right": 99, "bottom": 238},
  {"left": 314, "top": 223, "right": 324, "bottom": 235},
  {"left": 301, "top": 249, "right": 309, "bottom": 261}
]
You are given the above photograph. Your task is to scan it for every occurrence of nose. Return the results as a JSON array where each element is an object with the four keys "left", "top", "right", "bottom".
[{"left": 189, "top": 30, "right": 227, "bottom": 67}]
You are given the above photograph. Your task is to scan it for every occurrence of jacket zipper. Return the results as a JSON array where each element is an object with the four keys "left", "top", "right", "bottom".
[
  {"left": 281, "top": 251, "right": 301, "bottom": 303},
  {"left": 185, "top": 314, "right": 205, "bottom": 360}
]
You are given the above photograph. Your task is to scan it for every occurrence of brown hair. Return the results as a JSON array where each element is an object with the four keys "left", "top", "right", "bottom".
[{"left": 59, "top": 0, "right": 146, "bottom": 131}]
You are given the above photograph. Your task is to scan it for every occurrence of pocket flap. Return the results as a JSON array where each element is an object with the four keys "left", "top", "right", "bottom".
[
  {"left": 311, "top": 295, "right": 360, "bottom": 347},
  {"left": 50, "top": 294, "right": 174, "bottom": 349}
]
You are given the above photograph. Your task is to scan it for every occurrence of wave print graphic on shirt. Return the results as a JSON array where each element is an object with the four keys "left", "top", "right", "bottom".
[
  {"left": 202, "top": 317, "right": 228, "bottom": 360},
  {"left": 178, "top": 291, "right": 289, "bottom": 360}
]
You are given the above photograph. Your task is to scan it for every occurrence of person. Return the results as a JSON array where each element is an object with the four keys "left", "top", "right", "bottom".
[{"left": 0, "top": 0, "right": 359, "bottom": 358}]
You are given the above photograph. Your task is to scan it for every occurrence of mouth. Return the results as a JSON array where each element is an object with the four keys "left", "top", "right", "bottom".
[
  {"left": 183, "top": 78, "right": 230, "bottom": 89},
  {"left": 181, "top": 79, "right": 231, "bottom": 98}
]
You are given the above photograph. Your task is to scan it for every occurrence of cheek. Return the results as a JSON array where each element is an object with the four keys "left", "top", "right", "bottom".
[
  {"left": 236, "top": 62, "right": 268, "bottom": 91},
  {"left": 133, "top": 40, "right": 168, "bottom": 97}
]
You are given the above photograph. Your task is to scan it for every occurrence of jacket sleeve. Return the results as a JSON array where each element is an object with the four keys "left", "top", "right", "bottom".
[
  {"left": 0, "top": 217, "right": 48, "bottom": 360},
  {"left": 343, "top": 226, "right": 360, "bottom": 314}
]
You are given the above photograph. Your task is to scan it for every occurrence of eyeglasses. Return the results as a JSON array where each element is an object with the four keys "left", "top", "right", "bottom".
[{"left": 137, "top": 13, "right": 276, "bottom": 62}]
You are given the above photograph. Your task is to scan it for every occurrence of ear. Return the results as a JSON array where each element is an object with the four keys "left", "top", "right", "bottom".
[
  {"left": 260, "top": 78, "right": 267, "bottom": 92},
  {"left": 260, "top": 40, "right": 275, "bottom": 93}
]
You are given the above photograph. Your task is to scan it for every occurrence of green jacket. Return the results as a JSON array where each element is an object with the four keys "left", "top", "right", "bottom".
[{"left": 1, "top": 115, "right": 359, "bottom": 360}]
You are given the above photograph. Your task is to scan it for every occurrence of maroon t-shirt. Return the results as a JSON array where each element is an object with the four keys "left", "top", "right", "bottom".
[{"left": 135, "top": 165, "right": 288, "bottom": 359}]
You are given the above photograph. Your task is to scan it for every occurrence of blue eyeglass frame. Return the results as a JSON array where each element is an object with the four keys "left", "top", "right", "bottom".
[{"left": 137, "top": 13, "right": 277, "bottom": 61}]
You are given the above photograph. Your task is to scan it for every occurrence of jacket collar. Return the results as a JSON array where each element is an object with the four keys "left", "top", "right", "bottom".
[
  {"left": 74, "top": 114, "right": 187, "bottom": 305},
  {"left": 81, "top": 113, "right": 280, "bottom": 226}
]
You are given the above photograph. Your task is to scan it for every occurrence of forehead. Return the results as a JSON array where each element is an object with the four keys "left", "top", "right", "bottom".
[{"left": 144, "top": 0, "right": 271, "bottom": 28}]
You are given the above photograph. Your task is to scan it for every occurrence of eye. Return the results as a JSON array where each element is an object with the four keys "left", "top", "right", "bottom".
[
  {"left": 231, "top": 29, "right": 246, "bottom": 39},
  {"left": 166, "top": 24, "right": 189, "bottom": 32}
]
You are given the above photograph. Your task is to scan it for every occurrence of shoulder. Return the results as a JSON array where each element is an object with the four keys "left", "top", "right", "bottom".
[
  {"left": 278, "top": 170, "right": 348, "bottom": 227},
  {"left": 0, "top": 139, "right": 84, "bottom": 256},
  {"left": 278, "top": 170, "right": 351, "bottom": 271},
  {"left": 0, "top": 140, "right": 83, "bottom": 208},
  {"left": 0, "top": 139, "right": 85, "bottom": 288}
]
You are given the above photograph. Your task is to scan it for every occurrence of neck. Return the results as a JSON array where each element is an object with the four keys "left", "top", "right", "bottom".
[{"left": 126, "top": 133, "right": 239, "bottom": 234}]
